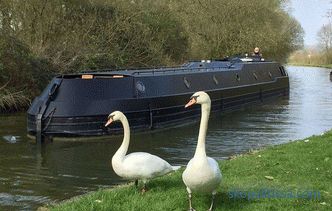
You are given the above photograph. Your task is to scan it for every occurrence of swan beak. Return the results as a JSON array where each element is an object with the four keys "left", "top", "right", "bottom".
[
  {"left": 105, "top": 119, "right": 113, "bottom": 127},
  {"left": 185, "top": 98, "right": 196, "bottom": 108}
]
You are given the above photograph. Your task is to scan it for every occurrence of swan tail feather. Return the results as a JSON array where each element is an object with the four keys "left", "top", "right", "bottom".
[{"left": 171, "top": 166, "right": 182, "bottom": 171}]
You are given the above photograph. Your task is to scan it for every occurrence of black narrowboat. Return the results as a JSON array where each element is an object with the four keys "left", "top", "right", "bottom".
[{"left": 27, "top": 57, "right": 289, "bottom": 139}]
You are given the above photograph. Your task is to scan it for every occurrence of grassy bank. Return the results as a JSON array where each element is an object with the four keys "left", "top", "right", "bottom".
[{"left": 49, "top": 131, "right": 332, "bottom": 211}]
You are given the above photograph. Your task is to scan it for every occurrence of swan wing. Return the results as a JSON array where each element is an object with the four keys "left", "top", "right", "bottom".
[
  {"left": 207, "top": 157, "right": 222, "bottom": 179},
  {"left": 121, "top": 152, "right": 173, "bottom": 179}
]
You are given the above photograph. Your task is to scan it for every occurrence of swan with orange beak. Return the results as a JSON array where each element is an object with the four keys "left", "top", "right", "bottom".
[
  {"left": 182, "top": 91, "right": 222, "bottom": 211},
  {"left": 105, "top": 111, "right": 181, "bottom": 192}
]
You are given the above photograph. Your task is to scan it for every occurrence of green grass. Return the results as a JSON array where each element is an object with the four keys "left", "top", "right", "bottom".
[{"left": 50, "top": 131, "right": 332, "bottom": 211}]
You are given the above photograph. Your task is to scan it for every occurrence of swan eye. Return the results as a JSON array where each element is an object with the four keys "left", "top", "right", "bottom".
[
  {"left": 191, "top": 95, "right": 199, "bottom": 101},
  {"left": 108, "top": 114, "right": 115, "bottom": 120}
]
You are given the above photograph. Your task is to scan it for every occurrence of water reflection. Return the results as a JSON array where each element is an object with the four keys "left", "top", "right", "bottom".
[{"left": 0, "top": 66, "right": 332, "bottom": 210}]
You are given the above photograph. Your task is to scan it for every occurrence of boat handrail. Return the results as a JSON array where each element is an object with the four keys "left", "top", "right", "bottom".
[{"left": 131, "top": 65, "right": 231, "bottom": 76}]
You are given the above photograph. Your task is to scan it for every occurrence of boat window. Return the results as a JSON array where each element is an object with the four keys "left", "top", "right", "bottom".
[
  {"left": 86, "top": 75, "right": 127, "bottom": 79},
  {"left": 236, "top": 74, "right": 240, "bottom": 82},
  {"left": 268, "top": 72, "right": 273, "bottom": 79},
  {"left": 213, "top": 75, "right": 219, "bottom": 85},
  {"left": 136, "top": 81, "right": 146, "bottom": 92},
  {"left": 81, "top": 74, "right": 127, "bottom": 79},
  {"left": 112, "top": 75, "right": 124, "bottom": 78},
  {"left": 279, "top": 66, "right": 286, "bottom": 76},
  {"left": 253, "top": 72, "right": 258, "bottom": 80},
  {"left": 81, "top": 74, "right": 94, "bottom": 79},
  {"left": 184, "top": 77, "right": 190, "bottom": 88}
]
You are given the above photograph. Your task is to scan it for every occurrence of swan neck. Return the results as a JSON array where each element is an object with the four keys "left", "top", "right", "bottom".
[
  {"left": 194, "top": 102, "right": 210, "bottom": 158},
  {"left": 114, "top": 116, "right": 130, "bottom": 159}
]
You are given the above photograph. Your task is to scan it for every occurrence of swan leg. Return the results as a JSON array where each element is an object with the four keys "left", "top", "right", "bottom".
[
  {"left": 208, "top": 191, "right": 217, "bottom": 211},
  {"left": 186, "top": 187, "right": 195, "bottom": 211},
  {"left": 141, "top": 180, "right": 148, "bottom": 193}
]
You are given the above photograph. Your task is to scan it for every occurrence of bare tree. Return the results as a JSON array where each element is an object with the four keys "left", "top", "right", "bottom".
[
  {"left": 318, "top": 24, "right": 332, "bottom": 50},
  {"left": 318, "top": 9, "right": 332, "bottom": 63}
]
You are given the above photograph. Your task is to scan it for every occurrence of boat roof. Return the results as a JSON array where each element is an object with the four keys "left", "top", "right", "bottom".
[
  {"left": 82, "top": 60, "right": 235, "bottom": 77},
  {"left": 59, "top": 58, "right": 276, "bottom": 78}
]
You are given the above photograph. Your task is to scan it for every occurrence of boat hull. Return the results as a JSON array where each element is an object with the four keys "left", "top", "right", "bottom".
[{"left": 27, "top": 60, "right": 289, "bottom": 138}]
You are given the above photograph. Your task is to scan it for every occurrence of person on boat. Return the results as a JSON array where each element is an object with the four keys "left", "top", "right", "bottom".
[
  {"left": 252, "top": 47, "right": 264, "bottom": 61},
  {"left": 252, "top": 47, "right": 262, "bottom": 57}
]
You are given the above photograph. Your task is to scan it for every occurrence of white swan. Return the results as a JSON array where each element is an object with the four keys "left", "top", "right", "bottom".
[
  {"left": 105, "top": 111, "right": 180, "bottom": 192},
  {"left": 182, "top": 91, "right": 222, "bottom": 211}
]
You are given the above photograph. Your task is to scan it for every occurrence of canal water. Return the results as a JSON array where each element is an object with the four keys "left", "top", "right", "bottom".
[{"left": 0, "top": 66, "right": 332, "bottom": 210}]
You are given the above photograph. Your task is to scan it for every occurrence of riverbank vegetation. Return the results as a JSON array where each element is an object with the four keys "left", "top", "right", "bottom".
[
  {"left": 289, "top": 10, "right": 332, "bottom": 68},
  {"left": 49, "top": 130, "right": 332, "bottom": 211},
  {"left": 0, "top": 0, "right": 303, "bottom": 112},
  {"left": 289, "top": 48, "right": 332, "bottom": 68}
]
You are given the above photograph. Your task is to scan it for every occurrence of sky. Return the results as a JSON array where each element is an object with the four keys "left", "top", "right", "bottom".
[{"left": 290, "top": 0, "right": 330, "bottom": 46}]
